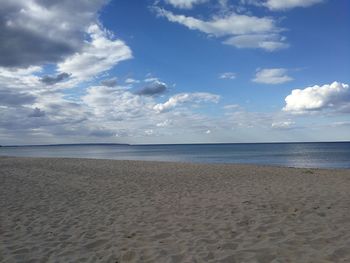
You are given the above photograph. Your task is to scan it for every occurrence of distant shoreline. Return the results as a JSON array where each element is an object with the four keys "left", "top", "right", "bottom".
[{"left": 1, "top": 140, "right": 350, "bottom": 147}]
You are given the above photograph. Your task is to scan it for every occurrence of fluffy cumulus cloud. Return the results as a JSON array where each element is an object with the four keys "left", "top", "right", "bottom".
[
  {"left": 0, "top": 82, "right": 87, "bottom": 138},
  {"left": 164, "top": 0, "right": 208, "bottom": 9},
  {"left": 0, "top": 47, "right": 222, "bottom": 144},
  {"left": 0, "top": 0, "right": 135, "bottom": 142},
  {"left": 0, "top": 0, "right": 130, "bottom": 142},
  {"left": 154, "top": 7, "right": 287, "bottom": 51},
  {"left": 82, "top": 86, "right": 149, "bottom": 119},
  {"left": 0, "top": 0, "right": 107, "bottom": 67},
  {"left": 65, "top": 87, "right": 222, "bottom": 141},
  {"left": 153, "top": 92, "right": 220, "bottom": 113},
  {"left": 58, "top": 24, "right": 132, "bottom": 80},
  {"left": 263, "top": 0, "right": 323, "bottom": 10},
  {"left": 2, "top": 0, "right": 344, "bottom": 144},
  {"left": 283, "top": 82, "right": 350, "bottom": 113},
  {"left": 253, "top": 68, "right": 293, "bottom": 84},
  {"left": 0, "top": 66, "right": 44, "bottom": 102}
]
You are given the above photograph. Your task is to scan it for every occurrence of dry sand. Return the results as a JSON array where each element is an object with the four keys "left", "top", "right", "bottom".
[{"left": 1, "top": 157, "right": 350, "bottom": 262}]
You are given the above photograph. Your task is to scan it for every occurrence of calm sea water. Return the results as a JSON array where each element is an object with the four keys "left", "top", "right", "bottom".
[{"left": 0, "top": 142, "right": 350, "bottom": 169}]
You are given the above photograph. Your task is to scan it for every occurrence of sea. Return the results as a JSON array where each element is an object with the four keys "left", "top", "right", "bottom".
[{"left": 0, "top": 142, "right": 350, "bottom": 169}]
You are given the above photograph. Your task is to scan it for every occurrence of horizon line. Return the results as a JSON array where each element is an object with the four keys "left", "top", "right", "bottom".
[{"left": 1, "top": 140, "right": 350, "bottom": 147}]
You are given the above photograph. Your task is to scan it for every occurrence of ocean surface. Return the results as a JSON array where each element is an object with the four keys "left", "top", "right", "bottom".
[{"left": 1, "top": 142, "right": 350, "bottom": 169}]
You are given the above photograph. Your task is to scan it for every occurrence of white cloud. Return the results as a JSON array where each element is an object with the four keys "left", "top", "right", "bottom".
[
  {"left": 2, "top": 68, "right": 348, "bottom": 144},
  {"left": 82, "top": 85, "right": 149, "bottom": 119},
  {"left": 0, "top": 67, "right": 43, "bottom": 94},
  {"left": 0, "top": 61, "right": 226, "bottom": 144},
  {"left": 0, "top": 66, "right": 45, "bottom": 106},
  {"left": 144, "top": 77, "right": 160, "bottom": 83},
  {"left": 283, "top": 82, "right": 350, "bottom": 114},
  {"left": 156, "top": 119, "right": 172, "bottom": 127},
  {"left": 1, "top": 2, "right": 235, "bottom": 144},
  {"left": 154, "top": 7, "right": 287, "bottom": 51},
  {"left": 156, "top": 8, "right": 276, "bottom": 36},
  {"left": 263, "top": 0, "right": 323, "bottom": 10},
  {"left": 271, "top": 121, "right": 295, "bottom": 129},
  {"left": 253, "top": 68, "right": 293, "bottom": 84},
  {"left": 144, "top": 129, "right": 154, "bottom": 135},
  {"left": 58, "top": 24, "right": 132, "bottom": 80},
  {"left": 153, "top": 92, "right": 220, "bottom": 113},
  {"left": 224, "top": 34, "right": 288, "bottom": 51},
  {"left": 125, "top": 78, "right": 140, "bottom": 84},
  {"left": 219, "top": 72, "right": 236, "bottom": 79},
  {"left": 164, "top": 0, "right": 208, "bottom": 9},
  {"left": 223, "top": 104, "right": 240, "bottom": 110}
]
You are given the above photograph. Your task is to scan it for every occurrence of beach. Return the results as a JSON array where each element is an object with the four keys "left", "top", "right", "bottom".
[{"left": 1, "top": 157, "right": 350, "bottom": 262}]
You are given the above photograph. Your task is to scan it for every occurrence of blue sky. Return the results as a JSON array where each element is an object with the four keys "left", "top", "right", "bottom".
[{"left": 0, "top": 0, "right": 349, "bottom": 144}]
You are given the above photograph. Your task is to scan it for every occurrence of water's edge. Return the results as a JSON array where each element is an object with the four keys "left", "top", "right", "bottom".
[{"left": 1, "top": 142, "right": 350, "bottom": 169}]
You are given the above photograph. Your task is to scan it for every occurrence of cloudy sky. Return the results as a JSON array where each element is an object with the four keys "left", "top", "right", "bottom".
[{"left": 0, "top": 0, "right": 349, "bottom": 145}]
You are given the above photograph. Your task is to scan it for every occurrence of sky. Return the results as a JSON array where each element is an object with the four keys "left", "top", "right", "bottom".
[{"left": 0, "top": 0, "right": 349, "bottom": 145}]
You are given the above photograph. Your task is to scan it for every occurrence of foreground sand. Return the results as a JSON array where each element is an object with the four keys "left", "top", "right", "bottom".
[{"left": 1, "top": 157, "right": 350, "bottom": 262}]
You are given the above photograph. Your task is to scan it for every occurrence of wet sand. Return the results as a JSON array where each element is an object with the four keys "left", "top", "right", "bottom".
[{"left": 1, "top": 157, "right": 350, "bottom": 262}]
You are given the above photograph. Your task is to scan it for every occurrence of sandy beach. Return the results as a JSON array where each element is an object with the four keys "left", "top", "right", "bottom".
[{"left": 1, "top": 157, "right": 350, "bottom": 262}]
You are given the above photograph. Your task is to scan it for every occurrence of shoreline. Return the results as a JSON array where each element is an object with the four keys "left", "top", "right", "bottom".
[
  {"left": 1, "top": 155, "right": 349, "bottom": 170},
  {"left": 1, "top": 140, "right": 350, "bottom": 147},
  {"left": 1, "top": 157, "right": 350, "bottom": 262}
]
